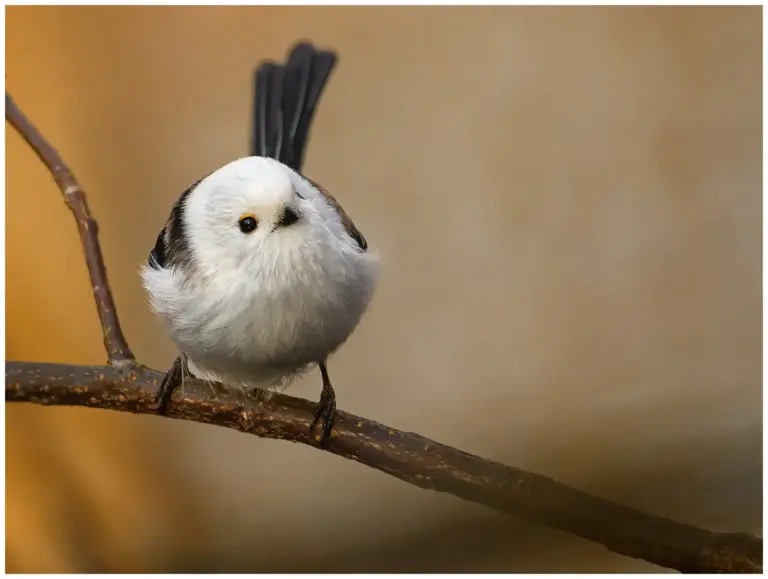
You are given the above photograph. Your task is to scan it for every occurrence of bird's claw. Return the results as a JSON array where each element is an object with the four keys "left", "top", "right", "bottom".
[
  {"left": 156, "top": 355, "right": 184, "bottom": 414},
  {"left": 309, "top": 385, "right": 336, "bottom": 447}
]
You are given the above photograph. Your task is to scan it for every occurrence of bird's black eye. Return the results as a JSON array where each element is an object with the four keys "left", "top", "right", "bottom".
[
  {"left": 238, "top": 214, "right": 258, "bottom": 234},
  {"left": 278, "top": 206, "right": 300, "bottom": 228}
]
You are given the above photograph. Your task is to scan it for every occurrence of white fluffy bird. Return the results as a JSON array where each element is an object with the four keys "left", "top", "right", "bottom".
[{"left": 141, "top": 43, "right": 378, "bottom": 445}]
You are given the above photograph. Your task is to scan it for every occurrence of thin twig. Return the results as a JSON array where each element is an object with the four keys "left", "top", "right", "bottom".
[
  {"left": 5, "top": 360, "right": 762, "bottom": 574},
  {"left": 5, "top": 93, "right": 762, "bottom": 574},
  {"left": 5, "top": 92, "right": 134, "bottom": 363}
]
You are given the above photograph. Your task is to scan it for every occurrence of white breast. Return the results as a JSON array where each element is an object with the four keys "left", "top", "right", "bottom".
[{"left": 141, "top": 221, "right": 378, "bottom": 393}]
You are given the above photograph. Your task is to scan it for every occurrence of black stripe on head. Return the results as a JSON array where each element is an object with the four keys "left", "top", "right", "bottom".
[{"left": 147, "top": 178, "right": 203, "bottom": 271}]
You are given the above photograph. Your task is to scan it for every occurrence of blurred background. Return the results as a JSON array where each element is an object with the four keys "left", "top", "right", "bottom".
[{"left": 5, "top": 5, "right": 761, "bottom": 573}]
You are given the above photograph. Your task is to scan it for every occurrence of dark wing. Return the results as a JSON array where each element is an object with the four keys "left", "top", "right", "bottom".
[
  {"left": 148, "top": 228, "right": 168, "bottom": 269},
  {"left": 147, "top": 180, "right": 200, "bottom": 270},
  {"left": 305, "top": 176, "right": 368, "bottom": 252}
]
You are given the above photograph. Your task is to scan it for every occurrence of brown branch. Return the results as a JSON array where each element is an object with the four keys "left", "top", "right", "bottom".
[
  {"left": 6, "top": 360, "right": 762, "bottom": 573},
  {"left": 5, "top": 92, "right": 134, "bottom": 363},
  {"left": 4, "top": 92, "right": 762, "bottom": 574}
]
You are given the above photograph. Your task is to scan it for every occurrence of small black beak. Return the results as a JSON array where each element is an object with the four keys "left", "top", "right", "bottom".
[{"left": 276, "top": 206, "right": 300, "bottom": 228}]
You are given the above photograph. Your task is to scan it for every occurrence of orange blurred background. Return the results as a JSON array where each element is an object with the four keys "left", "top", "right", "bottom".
[{"left": 6, "top": 5, "right": 761, "bottom": 573}]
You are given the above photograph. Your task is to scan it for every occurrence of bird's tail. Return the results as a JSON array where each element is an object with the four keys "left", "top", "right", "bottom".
[{"left": 251, "top": 41, "right": 337, "bottom": 172}]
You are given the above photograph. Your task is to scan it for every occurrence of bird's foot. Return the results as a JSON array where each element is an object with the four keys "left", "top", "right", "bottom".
[
  {"left": 309, "top": 379, "right": 336, "bottom": 448},
  {"left": 156, "top": 355, "right": 184, "bottom": 414}
]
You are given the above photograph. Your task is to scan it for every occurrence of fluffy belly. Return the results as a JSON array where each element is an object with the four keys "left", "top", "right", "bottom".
[
  {"left": 148, "top": 234, "right": 378, "bottom": 392},
  {"left": 173, "top": 275, "right": 371, "bottom": 390}
]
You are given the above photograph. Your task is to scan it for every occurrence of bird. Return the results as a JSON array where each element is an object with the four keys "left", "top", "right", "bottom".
[{"left": 140, "top": 42, "right": 378, "bottom": 446}]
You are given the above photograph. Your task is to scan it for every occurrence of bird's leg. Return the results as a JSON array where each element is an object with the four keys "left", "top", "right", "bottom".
[
  {"left": 309, "top": 360, "right": 337, "bottom": 447},
  {"left": 156, "top": 355, "right": 185, "bottom": 414}
]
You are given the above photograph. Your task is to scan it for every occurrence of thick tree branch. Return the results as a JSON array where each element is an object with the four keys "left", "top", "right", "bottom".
[
  {"left": 5, "top": 93, "right": 133, "bottom": 363},
  {"left": 5, "top": 90, "right": 762, "bottom": 574},
  {"left": 6, "top": 360, "right": 762, "bottom": 573}
]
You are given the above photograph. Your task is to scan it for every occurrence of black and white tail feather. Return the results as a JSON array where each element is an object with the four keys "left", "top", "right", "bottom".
[{"left": 252, "top": 42, "right": 337, "bottom": 172}]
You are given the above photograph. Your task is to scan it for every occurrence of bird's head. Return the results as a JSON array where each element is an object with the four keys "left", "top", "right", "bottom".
[{"left": 182, "top": 156, "right": 314, "bottom": 278}]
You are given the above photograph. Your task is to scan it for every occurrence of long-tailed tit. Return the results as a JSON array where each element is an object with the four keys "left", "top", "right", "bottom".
[{"left": 141, "top": 42, "right": 378, "bottom": 446}]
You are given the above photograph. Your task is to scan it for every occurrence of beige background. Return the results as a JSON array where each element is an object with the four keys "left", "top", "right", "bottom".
[{"left": 6, "top": 5, "right": 761, "bottom": 573}]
